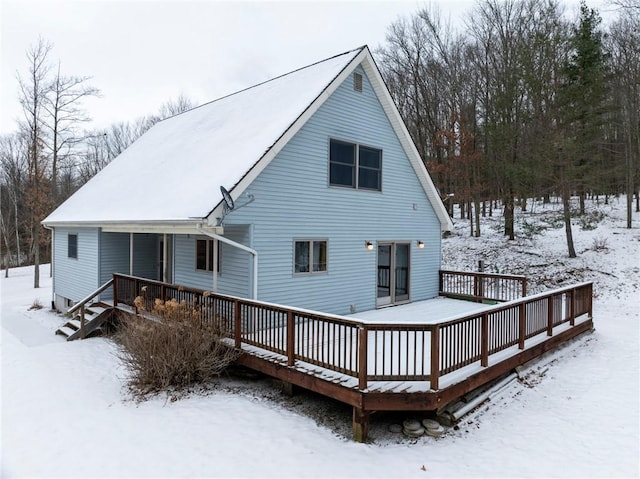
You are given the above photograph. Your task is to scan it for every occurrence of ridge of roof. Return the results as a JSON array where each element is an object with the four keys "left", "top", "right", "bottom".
[{"left": 160, "top": 45, "right": 368, "bottom": 125}]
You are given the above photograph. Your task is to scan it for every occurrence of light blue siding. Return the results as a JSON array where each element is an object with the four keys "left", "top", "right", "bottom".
[
  {"left": 132, "top": 233, "right": 158, "bottom": 280},
  {"left": 173, "top": 225, "right": 251, "bottom": 297},
  {"left": 53, "top": 227, "right": 100, "bottom": 304},
  {"left": 99, "top": 232, "right": 130, "bottom": 300},
  {"left": 223, "top": 65, "right": 442, "bottom": 314}
]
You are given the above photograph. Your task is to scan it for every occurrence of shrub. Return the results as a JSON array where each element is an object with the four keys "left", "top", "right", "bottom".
[
  {"left": 28, "top": 298, "right": 43, "bottom": 310},
  {"left": 580, "top": 210, "right": 605, "bottom": 231},
  {"left": 591, "top": 236, "right": 608, "bottom": 251},
  {"left": 114, "top": 297, "right": 239, "bottom": 396}
]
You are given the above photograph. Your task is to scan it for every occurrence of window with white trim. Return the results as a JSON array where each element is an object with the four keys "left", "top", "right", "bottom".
[
  {"left": 294, "top": 240, "right": 327, "bottom": 274},
  {"left": 329, "top": 139, "right": 381, "bottom": 191},
  {"left": 196, "top": 239, "right": 220, "bottom": 272},
  {"left": 68, "top": 234, "right": 78, "bottom": 259}
]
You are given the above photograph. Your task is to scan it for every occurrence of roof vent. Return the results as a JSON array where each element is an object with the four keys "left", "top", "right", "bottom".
[{"left": 353, "top": 72, "right": 363, "bottom": 92}]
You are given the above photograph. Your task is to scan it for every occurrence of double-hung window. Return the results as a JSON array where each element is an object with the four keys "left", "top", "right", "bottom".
[
  {"left": 329, "top": 139, "right": 382, "bottom": 191},
  {"left": 68, "top": 234, "right": 78, "bottom": 259},
  {"left": 294, "top": 240, "right": 327, "bottom": 274},
  {"left": 196, "top": 239, "right": 220, "bottom": 273}
]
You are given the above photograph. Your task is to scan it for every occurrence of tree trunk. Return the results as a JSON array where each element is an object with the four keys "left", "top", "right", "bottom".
[
  {"left": 33, "top": 223, "right": 40, "bottom": 288},
  {"left": 474, "top": 198, "right": 481, "bottom": 237},
  {"left": 504, "top": 195, "right": 515, "bottom": 240},
  {"left": 562, "top": 189, "right": 577, "bottom": 258}
]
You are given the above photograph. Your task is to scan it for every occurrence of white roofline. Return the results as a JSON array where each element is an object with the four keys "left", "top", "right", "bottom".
[
  {"left": 42, "top": 219, "right": 223, "bottom": 235},
  {"left": 207, "top": 46, "right": 453, "bottom": 232}
]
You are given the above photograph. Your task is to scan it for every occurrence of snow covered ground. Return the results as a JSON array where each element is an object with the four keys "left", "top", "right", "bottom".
[{"left": 1, "top": 197, "right": 638, "bottom": 478}]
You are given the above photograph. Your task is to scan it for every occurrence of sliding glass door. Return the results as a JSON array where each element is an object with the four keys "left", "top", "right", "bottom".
[{"left": 376, "top": 242, "right": 410, "bottom": 307}]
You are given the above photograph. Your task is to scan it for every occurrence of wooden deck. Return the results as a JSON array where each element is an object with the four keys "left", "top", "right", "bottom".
[{"left": 110, "top": 272, "right": 593, "bottom": 442}]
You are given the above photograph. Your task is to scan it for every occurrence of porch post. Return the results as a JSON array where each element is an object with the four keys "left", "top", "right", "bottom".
[
  {"left": 213, "top": 239, "right": 218, "bottom": 292},
  {"left": 129, "top": 233, "right": 134, "bottom": 275},
  {"left": 163, "top": 233, "right": 168, "bottom": 283}
]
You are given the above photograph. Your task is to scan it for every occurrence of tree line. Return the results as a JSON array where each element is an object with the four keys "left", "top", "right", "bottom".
[
  {"left": 376, "top": 0, "right": 639, "bottom": 256},
  {"left": 0, "top": 37, "right": 194, "bottom": 285}
]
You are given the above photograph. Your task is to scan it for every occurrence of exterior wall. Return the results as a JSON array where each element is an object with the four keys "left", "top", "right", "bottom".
[
  {"left": 132, "top": 233, "right": 158, "bottom": 280},
  {"left": 223, "top": 65, "right": 442, "bottom": 315},
  {"left": 53, "top": 227, "right": 100, "bottom": 311},
  {"left": 173, "top": 225, "right": 251, "bottom": 297},
  {"left": 99, "top": 232, "right": 131, "bottom": 300}
]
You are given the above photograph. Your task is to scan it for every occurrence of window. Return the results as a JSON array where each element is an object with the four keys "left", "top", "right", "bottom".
[
  {"left": 196, "top": 239, "right": 220, "bottom": 272},
  {"left": 353, "top": 72, "right": 363, "bottom": 92},
  {"left": 68, "top": 234, "right": 78, "bottom": 259},
  {"left": 329, "top": 139, "right": 381, "bottom": 191},
  {"left": 294, "top": 240, "right": 327, "bottom": 274}
]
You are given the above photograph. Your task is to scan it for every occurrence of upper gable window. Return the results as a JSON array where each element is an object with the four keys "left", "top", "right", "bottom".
[
  {"left": 353, "top": 72, "right": 363, "bottom": 92},
  {"left": 329, "top": 139, "right": 381, "bottom": 191}
]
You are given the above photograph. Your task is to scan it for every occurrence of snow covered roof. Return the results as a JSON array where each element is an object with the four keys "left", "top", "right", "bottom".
[{"left": 44, "top": 46, "right": 453, "bottom": 232}]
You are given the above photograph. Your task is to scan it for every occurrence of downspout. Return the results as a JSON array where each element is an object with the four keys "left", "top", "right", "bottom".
[
  {"left": 43, "top": 224, "right": 55, "bottom": 309},
  {"left": 196, "top": 224, "right": 258, "bottom": 300}
]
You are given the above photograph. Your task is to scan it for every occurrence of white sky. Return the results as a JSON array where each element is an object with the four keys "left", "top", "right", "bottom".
[{"left": 0, "top": 0, "right": 608, "bottom": 136}]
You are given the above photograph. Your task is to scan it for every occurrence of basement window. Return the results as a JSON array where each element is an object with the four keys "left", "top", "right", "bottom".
[{"left": 68, "top": 234, "right": 78, "bottom": 259}]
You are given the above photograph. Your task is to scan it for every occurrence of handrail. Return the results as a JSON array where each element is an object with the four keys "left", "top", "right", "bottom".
[
  {"left": 67, "top": 278, "right": 114, "bottom": 339},
  {"left": 439, "top": 269, "right": 528, "bottom": 302},
  {"left": 68, "top": 278, "right": 114, "bottom": 314},
  {"left": 112, "top": 273, "right": 592, "bottom": 392}
]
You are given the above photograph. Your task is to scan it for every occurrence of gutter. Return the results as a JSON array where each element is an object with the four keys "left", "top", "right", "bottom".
[{"left": 196, "top": 224, "right": 258, "bottom": 300}]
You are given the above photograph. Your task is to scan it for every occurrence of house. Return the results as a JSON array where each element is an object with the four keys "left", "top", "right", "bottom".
[{"left": 43, "top": 45, "right": 453, "bottom": 316}]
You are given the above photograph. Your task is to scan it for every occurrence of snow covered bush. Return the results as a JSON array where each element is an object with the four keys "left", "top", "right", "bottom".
[{"left": 113, "top": 297, "right": 239, "bottom": 396}]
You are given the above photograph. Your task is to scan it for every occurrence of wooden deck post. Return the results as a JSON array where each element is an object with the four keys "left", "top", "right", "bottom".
[
  {"left": 547, "top": 295, "right": 554, "bottom": 336},
  {"left": 518, "top": 303, "right": 526, "bottom": 349},
  {"left": 234, "top": 299, "right": 242, "bottom": 348},
  {"left": 358, "top": 327, "right": 368, "bottom": 390},
  {"left": 80, "top": 304, "right": 86, "bottom": 339},
  {"left": 473, "top": 275, "right": 479, "bottom": 302},
  {"left": 481, "top": 313, "right": 489, "bottom": 367},
  {"left": 113, "top": 275, "right": 119, "bottom": 307},
  {"left": 430, "top": 326, "right": 440, "bottom": 390},
  {"left": 569, "top": 289, "right": 575, "bottom": 326},
  {"left": 522, "top": 278, "right": 528, "bottom": 298},
  {"left": 353, "top": 407, "right": 370, "bottom": 443},
  {"left": 287, "top": 310, "right": 295, "bottom": 367}
]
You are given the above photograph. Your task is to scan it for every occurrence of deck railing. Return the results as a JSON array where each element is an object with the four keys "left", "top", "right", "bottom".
[
  {"left": 112, "top": 274, "right": 592, "bottom": 392},
  {"left": 439, "top": 270, "right": 527, "bottom": 302}
]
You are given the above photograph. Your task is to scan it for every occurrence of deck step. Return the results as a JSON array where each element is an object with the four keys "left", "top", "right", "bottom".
[
  {"left": 56, "top": 302, "right": 114, "bottom": 341},
  {"left": 55, "top": 326, "right": 77, "bottom": 338}
]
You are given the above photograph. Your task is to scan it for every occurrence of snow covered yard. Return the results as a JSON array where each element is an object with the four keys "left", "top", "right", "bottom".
[{"left": 1, "top": 198, "right": 638, "bottom": 478}]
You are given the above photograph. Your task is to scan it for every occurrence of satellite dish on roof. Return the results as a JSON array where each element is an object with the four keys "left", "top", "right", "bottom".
[
  {"left": 220, "top": 186, "right": 235, "bottom": 211},
  {"left": 217, "top": 185, "right": 254, "bottom": 226}
]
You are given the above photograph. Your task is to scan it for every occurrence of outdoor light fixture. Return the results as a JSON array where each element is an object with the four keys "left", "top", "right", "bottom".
[
  {"left": 365, "top": 241, "right": 374, "bottom": 251},
  {"left": 417, "top": 240, "right": 425, "bottom": 249}
]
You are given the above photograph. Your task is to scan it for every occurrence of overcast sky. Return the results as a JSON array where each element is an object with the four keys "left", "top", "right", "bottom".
[{"left": 1, "top": 0, "right": 608, "bottom": 136}]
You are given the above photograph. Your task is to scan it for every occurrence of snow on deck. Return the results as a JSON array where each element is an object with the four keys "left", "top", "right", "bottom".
[{"left": 349, "top": 296, "right": 494, "bottom": 324}]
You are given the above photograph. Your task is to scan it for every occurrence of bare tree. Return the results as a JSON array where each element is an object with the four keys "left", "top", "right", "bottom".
[
  {"left": 43, "top": 62, "right": 100, "bottom": 205},
  {"left": 17, "top": 37, "right": 53, "bottom": 288},
  {"left": 608, "top": 10, "right": 640, "bottom": 227},
  {"left": 0, "top": 132, "right": 29, "bottom": 274}
]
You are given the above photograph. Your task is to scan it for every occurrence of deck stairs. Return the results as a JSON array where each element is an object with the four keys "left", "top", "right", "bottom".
[
  {"left": 55, "top": 302, "right": 113, "bottom": 341},
  {"left": 55, "top": 278, "right": 115, "bottom": 341}
]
